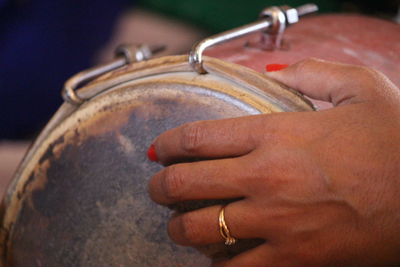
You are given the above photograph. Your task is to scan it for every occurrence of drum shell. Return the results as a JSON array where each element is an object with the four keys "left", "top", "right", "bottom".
[
  {"left": 207, "top": 14, "right": 400, "bottom": 88},
  {"left": 0, "top": 56, "right": 313, "bottom": 266},
  {"left": 4, "top": 13, "right": 398, "bottom": 266}
]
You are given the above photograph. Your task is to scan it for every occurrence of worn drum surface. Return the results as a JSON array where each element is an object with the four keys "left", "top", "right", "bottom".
[
  {"left": 0, "top": 55, "right": 312, "bottom": 266},
  {"left": 2, "top": 12, "right": 399, "bottom": 267}
]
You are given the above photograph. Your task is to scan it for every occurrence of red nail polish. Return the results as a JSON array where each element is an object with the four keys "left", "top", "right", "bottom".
[
  {"left": 265, "top": 64, "right": 289, "bottom": 72},
  {"left": 147, "top": 144, "right": 158, "bottom": 162}
]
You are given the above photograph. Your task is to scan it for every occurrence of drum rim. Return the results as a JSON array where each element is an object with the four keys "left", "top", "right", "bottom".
[{"left": 0, "top": 54, "right": 314, "bottom": 265}]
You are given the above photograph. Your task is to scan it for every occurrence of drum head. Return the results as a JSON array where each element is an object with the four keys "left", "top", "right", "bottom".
[{"left": 0, "top": 56, "right": 313, "bottom": 266}]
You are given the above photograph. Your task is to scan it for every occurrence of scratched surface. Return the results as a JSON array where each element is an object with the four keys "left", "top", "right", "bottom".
[{"left": 6, "top": 86, "right": 265, "bottom": 267}]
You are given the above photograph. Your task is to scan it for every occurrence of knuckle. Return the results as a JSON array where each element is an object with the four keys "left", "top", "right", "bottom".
[
  {"left": 352, "top": 65, "right": 379, "bottom": 82},
  {"left": 302, "top": 57, "right": 321, "bottom": 64},
  {"left": 348, "top": 66, "right": 387, "bottom": 94},
  {"left": 355, "top": 65, "right": 380, "bottom": 78},
  {"left": 295, "top": 57, "right": 321, "bottom": 71},
  {"left": 291, "top": 57, "right": 324, "bottom": 85},
  {"left": 179, "top": 213, "right": 202, "bottom": 244},
  {"left": 162, "top": 165, "right": 185, "bottom": 201},
  {"left": 180, "top": 122, "right": 204, "bottom": 153}
]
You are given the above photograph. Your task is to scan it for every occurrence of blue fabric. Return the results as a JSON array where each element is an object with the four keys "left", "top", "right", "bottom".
[
  {"left": 0, "top": 0, "right": 7, "bottom": 9},
  {"left": 0, "top": 0, "right": 130, "bottom": 138}
]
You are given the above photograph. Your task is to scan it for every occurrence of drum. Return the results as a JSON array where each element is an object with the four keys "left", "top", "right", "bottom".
[
  {"left": 0, "top": 57, "right": 313, "bottom": 266},
  {"left": 206, "top": 13, "right": 400, "bottom": 109},
  {"left": 207, "top": 14, "right": 400, "bottom": 88},
  {"left": 1, "top": 5, "right": 399, "bottom": 267}
]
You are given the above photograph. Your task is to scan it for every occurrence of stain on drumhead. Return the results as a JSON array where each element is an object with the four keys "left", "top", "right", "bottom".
[{"left": 7, "top": 87, "right": 260, "bottom": 266}]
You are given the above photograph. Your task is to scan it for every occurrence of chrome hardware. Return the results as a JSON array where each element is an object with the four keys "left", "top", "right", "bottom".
[
  {"left": 260, "top": 4, "right": 318, "bottom": 49},
  {"left": 259, "top": 6, "right": 287, "bottom": 50},
  {"left": 62, "top": 44, "right": 165, "bottom": 105},
  {"left": 189, "top": 4, "right": 318, "bottom": 74}
]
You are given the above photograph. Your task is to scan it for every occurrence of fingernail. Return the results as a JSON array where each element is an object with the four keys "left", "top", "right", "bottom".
[
  {"left": 265, "top": 64, "right": 289, "bottom": 72},
  {"left": 147, "top": 144, "right": 158, "bottom": 162}
]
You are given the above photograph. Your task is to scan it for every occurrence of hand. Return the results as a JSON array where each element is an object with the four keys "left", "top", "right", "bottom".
[{"left": 148, "top": 58, "right": 400, "bottom": 266}]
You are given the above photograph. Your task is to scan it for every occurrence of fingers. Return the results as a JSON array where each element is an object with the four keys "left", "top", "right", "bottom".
[
  {"left": 167, "top": 200, "right": 268, "bottom": 246},
  {"left": 265, "top": 58, "right": 395, "bottom": 106},
  {"left": 148, "top": 156, "right": 255, "bottom": 205},
  {"left": 152, "top": 116, "right": 263, "bottom": 165}
]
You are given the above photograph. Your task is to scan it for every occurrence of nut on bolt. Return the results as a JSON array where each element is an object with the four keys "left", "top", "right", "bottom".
[
  {"left": 280, "top": 5, "right": 299, "bottom": 24},
  {"left": 260, "top": 4, "right": 318, "bottom": 26}
]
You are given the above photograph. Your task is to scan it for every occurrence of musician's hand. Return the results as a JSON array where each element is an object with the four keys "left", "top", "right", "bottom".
[{"left": 148, "top": 58, "right": 400, "bottom": 266}]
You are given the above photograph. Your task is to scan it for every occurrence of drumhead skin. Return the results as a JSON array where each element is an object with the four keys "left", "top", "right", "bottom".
[
  {"left": 0, "top": 56, "right": 313, "bottom": 266},
  {"left": 3, "top": 13, "right": 398, "bottom": 266}
]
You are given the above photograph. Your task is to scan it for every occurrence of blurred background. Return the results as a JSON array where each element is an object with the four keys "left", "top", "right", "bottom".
[{"left": 0, "top": 0, "right": 399, "bottom": 195}]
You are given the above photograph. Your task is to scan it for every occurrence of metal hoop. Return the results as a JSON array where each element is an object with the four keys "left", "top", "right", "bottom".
[
  {"left": 62, "top": 44, "right": 165, "bottom": 105},
  {"left": 189, "top": 4, "right": 318, "bottom": 74}
]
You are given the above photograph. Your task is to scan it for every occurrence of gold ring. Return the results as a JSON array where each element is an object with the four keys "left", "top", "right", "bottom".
[{"left": 219, "top": 205, "right": 237, "bottom": 246}]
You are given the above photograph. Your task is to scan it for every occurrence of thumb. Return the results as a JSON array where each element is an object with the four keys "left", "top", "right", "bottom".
[{"left": 265, "top": 58, "right": 395, "bottom": 106}]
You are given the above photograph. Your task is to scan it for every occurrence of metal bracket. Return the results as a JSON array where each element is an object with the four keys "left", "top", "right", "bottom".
[
  {"left": 189, "top": 4, "right": 318, "bottom": 74},
  {"left": 62, "top": 44, "right": 165, "bottom": 105}
]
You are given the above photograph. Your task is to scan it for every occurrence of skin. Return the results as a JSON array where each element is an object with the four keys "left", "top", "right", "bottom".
[{"left": 147, "top": 58, "right": 400, "bottom": 266}]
